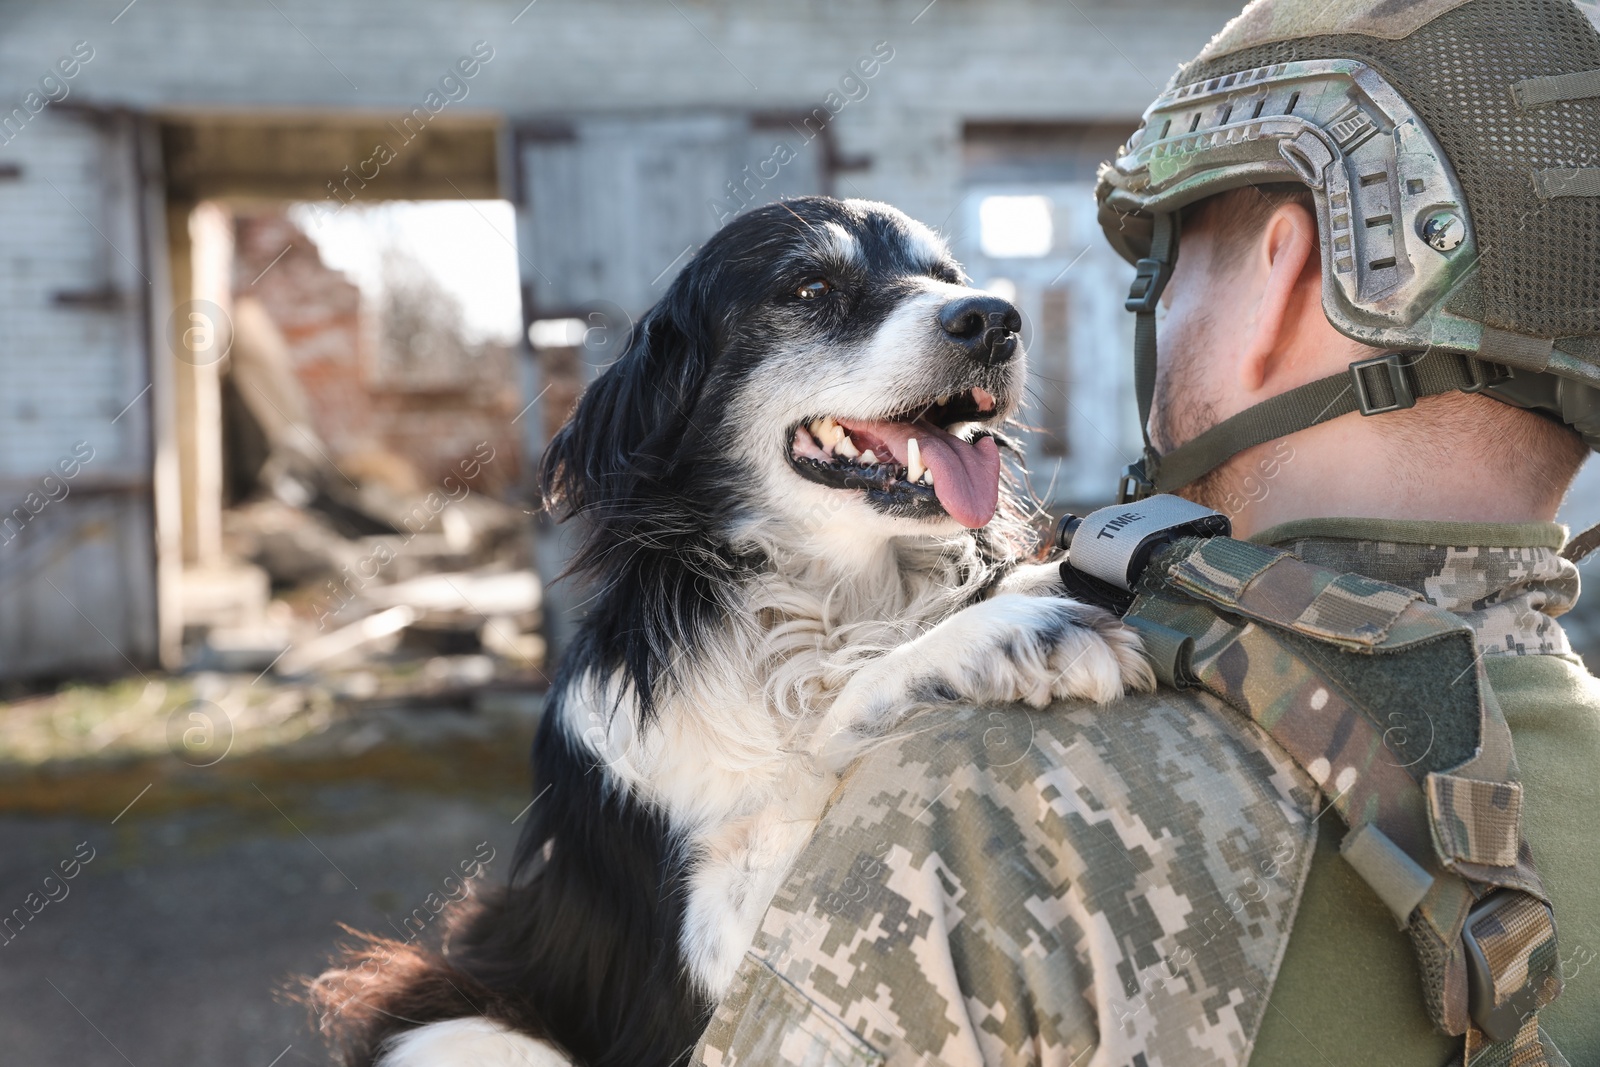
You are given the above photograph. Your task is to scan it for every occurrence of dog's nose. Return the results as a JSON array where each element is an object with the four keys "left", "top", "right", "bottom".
[{"left": 938, "top": 295, "right": 1021, "bottom": 365}]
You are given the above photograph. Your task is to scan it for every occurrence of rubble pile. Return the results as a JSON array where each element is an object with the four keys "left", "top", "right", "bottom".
[{"left": 197, "top": 471, "right": 544, "bottom": 700}]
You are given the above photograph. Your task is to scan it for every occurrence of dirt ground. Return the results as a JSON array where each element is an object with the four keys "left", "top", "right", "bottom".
[{"left": 0, "top": 692, "right": 540, "bottom": 1067}]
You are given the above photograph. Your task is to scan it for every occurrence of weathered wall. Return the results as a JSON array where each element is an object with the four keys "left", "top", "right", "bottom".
[
  {"left": 0, "top": 105, "right": 163, "bottom": 678},
  {"left": 0, "top": 0, "right": 1240, "bottom": 676},
  {"left": 1, "top": 0, "right": 1235, "bottom": 223}
]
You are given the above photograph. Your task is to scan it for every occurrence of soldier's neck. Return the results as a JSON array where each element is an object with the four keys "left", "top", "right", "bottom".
[{"left": 1215, "top": 414, "right": 1564, "bottom": 540}]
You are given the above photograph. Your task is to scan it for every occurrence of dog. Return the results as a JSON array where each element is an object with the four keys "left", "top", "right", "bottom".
[{"left": 310, "top": 196, "right": 1154, "bottom": 1067}]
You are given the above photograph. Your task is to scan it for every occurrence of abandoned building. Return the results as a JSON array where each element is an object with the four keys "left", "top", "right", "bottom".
[{"left": 1, "top": 0, "right": 1595, "bottom": 680}]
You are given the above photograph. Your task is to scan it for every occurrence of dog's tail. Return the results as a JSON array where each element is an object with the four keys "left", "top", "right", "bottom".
[
  {"left": 307, "top": 715, "right": 708, "bottom": 1067},
  {"left": 304, "top": 890, "right": 556, "bottom": 1067}
]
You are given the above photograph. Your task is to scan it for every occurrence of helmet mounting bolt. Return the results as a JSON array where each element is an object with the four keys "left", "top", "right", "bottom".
[{"left": 1421, "top": 210, "right": 1465, "bottom": 252}]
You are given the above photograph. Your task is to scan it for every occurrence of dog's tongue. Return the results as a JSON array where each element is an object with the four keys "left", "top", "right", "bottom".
[{"left": 836, "top": 419, "right": 1001, "bottom": 528}]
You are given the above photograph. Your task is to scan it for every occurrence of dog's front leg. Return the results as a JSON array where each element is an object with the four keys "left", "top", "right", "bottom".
[
  {"left": 992, "top": 559, "right": 1071, "bottom": 597},
  {"left": 817, "top": 594, "right": 1154, "bottom": 770}
]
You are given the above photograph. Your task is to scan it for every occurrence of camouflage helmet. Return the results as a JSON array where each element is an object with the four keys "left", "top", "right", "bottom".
[{"left": 1096, "top": 0, "right": 1600, "bottom": 502}]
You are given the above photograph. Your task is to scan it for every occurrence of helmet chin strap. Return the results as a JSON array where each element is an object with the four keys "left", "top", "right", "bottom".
[
  {"left": 1117, "top": 211, "right": 1515, "bottom": 505},
  {"left": 1118, "top": 213, "right": 1178, "bottom": 504}
]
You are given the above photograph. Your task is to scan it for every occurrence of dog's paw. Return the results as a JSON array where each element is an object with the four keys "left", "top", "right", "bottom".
[
  {"left": 818, "top": 595, "right": 1155, "bottom": 769},
  {"left": 943, "top": 594, "right": 1155, "bottom": 708}
]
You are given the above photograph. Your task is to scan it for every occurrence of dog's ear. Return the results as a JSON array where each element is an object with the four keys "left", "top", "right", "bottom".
[{"left": 539, "top": 287, "right": 714, "bottom": 523}]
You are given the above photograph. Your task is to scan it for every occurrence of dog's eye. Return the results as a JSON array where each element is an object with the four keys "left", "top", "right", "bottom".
[{"left": 795, "top": 278, "right": 833, "bottom": 300}]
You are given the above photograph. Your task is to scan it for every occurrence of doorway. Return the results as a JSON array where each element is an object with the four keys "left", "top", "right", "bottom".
[{"left": 156, "top": 115, "right": 542, "bottom": 690}]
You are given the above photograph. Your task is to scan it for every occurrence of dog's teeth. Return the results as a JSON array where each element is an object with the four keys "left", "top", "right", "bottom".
[
  {"left": 858, "top": 449, "right": 878, "bottom": 465},
  {"left": 835, "top": 434, "right": 859, "bottom": 459},
  {"left": 906, "top": 437, "right": 923, "bottom": 483},
  {"left": 814, "top": 416, "right": 844, "bottom": 447},
  {"left": 921, "top": 467, "right": 934, "bottom": 485},
  {"left": 935, "top": 393, "right": 950, "bottom": 407},
  {"left": 808, "top": 418, "right": 838, "bottom": 453}
]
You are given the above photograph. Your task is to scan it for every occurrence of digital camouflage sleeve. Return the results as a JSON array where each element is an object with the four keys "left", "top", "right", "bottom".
[
  {"left": 694, "top": 522, "right": 1600, "bottom": 1066},
  {"left": 693, "top": 690, "right": 1320, "bottom": 1067}
]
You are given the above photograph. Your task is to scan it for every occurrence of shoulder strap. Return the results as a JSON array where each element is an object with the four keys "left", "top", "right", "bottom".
[{"left": 1124, "top": 536, "right": 1567, "bottom": 1065}]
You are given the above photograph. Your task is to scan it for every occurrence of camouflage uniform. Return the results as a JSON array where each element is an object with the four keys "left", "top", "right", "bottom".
[{"left": 694, "top": 519, "right": 1600, "bottom": 1067}]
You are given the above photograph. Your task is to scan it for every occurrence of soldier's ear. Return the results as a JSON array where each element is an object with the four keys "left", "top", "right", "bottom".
[{"left": 1238, "top": 202, "right": 1320, "bottom": 396}]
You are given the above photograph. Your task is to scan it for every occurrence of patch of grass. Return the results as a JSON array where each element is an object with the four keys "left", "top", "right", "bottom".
[
  {"left": 0, "top": 672, "right": 543, "bottom": 820},
  {"left": 0, "top": 676, "right": 336, "bottom": 765}
]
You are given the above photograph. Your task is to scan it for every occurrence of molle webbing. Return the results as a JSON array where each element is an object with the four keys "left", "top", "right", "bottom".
[
  {"left": 1511, "top": 68, "right": 1600, "bottom": 108},
  {"left": 1126, "top": 537, "right": 1565, "bottom": 1065}
]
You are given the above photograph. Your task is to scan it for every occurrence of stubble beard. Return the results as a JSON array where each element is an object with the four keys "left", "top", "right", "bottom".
[{"left": 1151, "top": 315, "right": 1236, "bottom": 514}]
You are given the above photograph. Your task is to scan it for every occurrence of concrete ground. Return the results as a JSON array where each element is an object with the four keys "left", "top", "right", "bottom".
[{"left": 0, "top": 695, "right": 539, "bottom": 1067}]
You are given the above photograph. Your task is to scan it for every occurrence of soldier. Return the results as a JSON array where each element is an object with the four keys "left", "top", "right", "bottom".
[{"left": 693, "top": 1, "right": 1600, "bottom": 1065}]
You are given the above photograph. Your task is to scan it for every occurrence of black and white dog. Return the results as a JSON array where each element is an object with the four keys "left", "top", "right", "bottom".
[{"left": 311, "top": 196, "right": 1153, "bottom": 1066}]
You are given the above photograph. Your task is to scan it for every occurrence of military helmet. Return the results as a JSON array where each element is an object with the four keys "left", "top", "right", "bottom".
[{"left": 1096, "top": 0, "right": 1600, "bottom": 501}]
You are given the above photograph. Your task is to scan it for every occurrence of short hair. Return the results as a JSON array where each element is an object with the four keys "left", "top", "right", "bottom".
[
  {"left": 1179, "top": 182, "right": 1314, "bottom": 273},
  {"left": 1179, "top": 184, "right": 1590, "bottom": 501}
]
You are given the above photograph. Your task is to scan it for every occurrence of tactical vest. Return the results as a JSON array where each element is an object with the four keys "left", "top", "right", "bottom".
[{"left": 1059, "top": 497, "right": 1567, "bottom": 1067}]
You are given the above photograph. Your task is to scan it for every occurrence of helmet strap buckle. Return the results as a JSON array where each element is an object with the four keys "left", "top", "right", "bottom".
[
  {"left": 1459, "top": 354, "right": 1515, "bottom": 394},
  {"left": 1350, "top": 352, "right": 1419, "bottom": 415},
  {"left": 1117, "top": 460, "right": 1157, "bottom": 504},
  {"left": 1125, "top": 256, "right": 1174, "bottom": 313}
]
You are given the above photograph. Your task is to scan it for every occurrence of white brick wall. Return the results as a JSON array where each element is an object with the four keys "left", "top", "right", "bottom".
[
  {"left": 0, "top": 104, "right": 159, "bottom": 676},
  {"left": 0, "top": 0, "right": 1228, "bottom": 107},
  {"left": 1, "top": 0, "right": 1233, "bottom": 213},
  {"left": 0, "top": 115, "right": 149, "bottom": 482}
]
